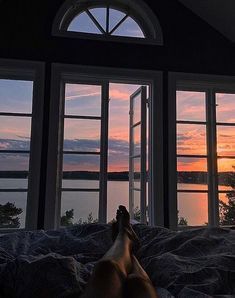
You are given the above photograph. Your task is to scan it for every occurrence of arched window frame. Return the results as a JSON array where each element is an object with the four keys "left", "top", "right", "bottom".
[{"left": 52, "top": 0, "right": 163, "bottom": 45}]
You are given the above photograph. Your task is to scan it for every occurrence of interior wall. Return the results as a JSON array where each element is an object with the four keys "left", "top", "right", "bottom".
[
  {"left": 0, "top": 0, "right": 234, "bottom": 75},
  {"left": 0, "top": 0, "right": 235, "bottom": 228}
]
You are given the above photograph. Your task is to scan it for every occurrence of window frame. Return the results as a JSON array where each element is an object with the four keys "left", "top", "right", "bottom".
[
  {"left": 0, "top": 59, "right": 45, "bottom": 232},
  {"left": 52, "top": 0, "right": 163, "bottom": 45},
  {"left": 45, "top": 63, "right": 163, "bottom": 229},
  {"left": 168, "top": 72, "right": 235, "bottom": 230}
]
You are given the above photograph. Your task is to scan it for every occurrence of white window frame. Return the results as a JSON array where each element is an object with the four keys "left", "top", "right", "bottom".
[
  {"left": 0, "top": 59, "right": 45, "bottom": 232},
  {"left": 44, "top": 63, "right": 163, "bottom": 229},
  {"left": 52, "top": 0, "right": 163, "bottom": 45},
  {"left": 168, "top": 72, "right": 235, "bottom": 230}
]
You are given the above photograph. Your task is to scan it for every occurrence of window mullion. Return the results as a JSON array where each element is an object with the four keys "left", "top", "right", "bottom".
[
  {"left": 86, "top": 10, "right": 106, "bottom": 34},
  {"left": 99, "top": 82, "right": 109, "bottom": 223},
  {"left": 206, "top": 90, "right": 219, "bottom": 226},
  {"left": 106, "top": 6, "right": 109, "bottom": 34},
  {"left": 109, "top": 14, "right": 129, "bottom": 35}
]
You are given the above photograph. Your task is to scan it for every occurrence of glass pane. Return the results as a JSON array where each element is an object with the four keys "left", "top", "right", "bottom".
[
  {"left": 177, "top": 91, "right": 206, "bottom": 121},
  {"left": 219, "top": 193, "right": 235, "bottom": 226},
  {"left": 63, "top": 154, "right": 100, "bottom": 172},
  {"left": 0, "top": 192, "right": 27, "bottom": 229},
  {"left": 67, "top": 12, "right": 102, "bottom": 34},
  {"left": 217, "top": 158, "right": 235, "bottom": 191},
  {"left": 0, "top": 116, "right": 31, "bottom": 142},
  {"left": 133, "top": 125, "right": 141, "bottom": 156},
  {"left": 61, "top": 191, "right": 99, "bottom": 225},
  {"left": 217, "top": 126, "right": 235, "bottom": 156},
  {"left": 108, "top": 83, "right": 141, "bottom": 173},
  {"left": 63, "top": 119, "right": 100, "bottom": 144},
  {"left": 0, "top": 178, "right": 28, "bottom": 189},
  {"left": 177, "top": 157, "right": 208, "bottom": 190},
  {"left": 62, "top": 179, "right": 99, "bottom": 189},
  {"left": 0, "top": 80, "right": 33, "bottom": 114},
  {"left": 133, "top": 93, "right": 141, "bottom": 124},
  {"left": 177, "top": 124, "right": 207, "bottom": 155},
  {"left": 63, "top": 139, "right": 100, "bottom": 153},
  {"left": 112, "top": 16, "right": 144, "bottom": 38},
  {"left": 107, "top": 180, "right": 129, "bottom": 222},
  {"left": 216, "top": 93, "right": 235, "bottom": 123},
  {"left": 65, "top": 84, "right": 101, "bottom": 116},
  {"left": 0, "top": 138, "right": 30, "bottom": 151},
  {"left": 109, "top": 8, "right": 126, "bottom": 32},
  {"left": 133, "top": 190, "right": 141, "bottom": 222},
  {"left": 177, "top": 192, "right": 208, "bottom": 226},
  {"left": 133, "top": 157, "right": 140, "bottom": 189},
  {"left": 0, "top": 153, "right": 29, "bottom": 171},
  {"left": 89, "top": 7, "right": 106, "bottom": 31}
]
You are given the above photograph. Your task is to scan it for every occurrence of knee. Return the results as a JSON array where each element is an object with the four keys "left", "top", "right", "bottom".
[
  {"left": 124, "top": 274, "right": 156, "bottom": 297},
  {"left": 93, "top": 259, "right": 120, "bottom": 278}
]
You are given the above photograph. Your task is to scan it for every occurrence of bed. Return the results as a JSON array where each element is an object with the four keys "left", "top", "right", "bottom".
[{"left": 0, "top": 224, "right": 235, "bottom": 297}]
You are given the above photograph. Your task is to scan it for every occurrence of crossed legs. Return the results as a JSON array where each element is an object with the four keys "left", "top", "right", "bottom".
[{"left": 82, "top": 206, "right": 158, "bottom": 298}]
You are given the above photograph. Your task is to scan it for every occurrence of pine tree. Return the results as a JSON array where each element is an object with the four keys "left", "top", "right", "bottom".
[
  {"left": 0, "top": 202, "right": 22, "bottom": 228},
  {"left": 60, "top": 209, "right": 74, "bottom": 226},
  {"left": 219, "top": 166, "right": 235, "bottom": 225}
]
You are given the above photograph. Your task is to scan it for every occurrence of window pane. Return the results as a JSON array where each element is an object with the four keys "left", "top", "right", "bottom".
[
  {"left": 89, "top": 7, "right": 106, "bottom": 30},
  {"left": 219, "top": 193, "right": 235, "bottom": 226},
  {"left": 65, "top": 84, "right": 101, "bottom": 116},
  {"left": 62, "top": 179, "right": 99, "bottom": 189},
  {"left": 216, "top": 93, "right": 235, "bottom": 123},
  {"left": 0, "top": 178, "right": 28, "bottom": 189},
  {"left": 112, "top": 16, "right": 144, "bottom": 38},
  {"left": 61, "top": 191, "right": 99, "bottom": 225},
  {"left": 133, "top": 190, "right": 141, "bottom": 222},
  {"left": 107, "top": 180, "right": 129, "bottom": 222},
  {"left": 217, "top": 126, "right": 235, "bottom": 156},
  {"left": 68, "top": 12, "right": 102, "bottom": 34},
  {"left": 0, "top": 138, "right": 30, "bottom": 151},
  {"left": 63, "top": 154, "right": 100, "bottom": 172},
  {"left": 177, "top": 157, "right": 208, "bottom": 190},
  {"left": 177, "top": 192, "right": 208, "bottom": 226},
  {"left": 0, "top": 192, "right": 27, "bottom": 229},
  {"left": 177, "top": 91, "right": 206, "bottom": 121},
  {"left": 177, "top": 124, "right": 207, "bottom": 155},
  {"left": 63, "top": 119, "right": 100, "bottom": 143},
  {"left": 0, "top": 80, "right": 33, "bottom": 114},
  {"left": 109, "top": 8, "right": 126, "bottom": 32},
  {"left": 133, "top": 125, "right": 141, "bottom": 156},
  {"left": 0, "top": 116, "right": 31, "bottom": 142},
  {"left": 217, "top": 158, "right": 235, "bottom": 191},
  {"left": 133, "top": 93, "right": 141, "bottom": 124},
  {"left": 0, "top": 153, "right": 29, "bottom": 171}
]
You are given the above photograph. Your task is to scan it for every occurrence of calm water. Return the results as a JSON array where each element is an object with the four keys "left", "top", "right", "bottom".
[{"left": 0, "top": 179, "right": 232, "bottom": 228}]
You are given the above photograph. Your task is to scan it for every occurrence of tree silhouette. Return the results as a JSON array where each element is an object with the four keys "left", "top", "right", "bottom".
[
  {"left": 219, "top": 166, "right": 235, "bottom": 225},
  {"left": 60, "top": 209, "right": 74, "bottom": 226},
  {"left": 0, "top": 202, "right": 22, "bottom": 228}
]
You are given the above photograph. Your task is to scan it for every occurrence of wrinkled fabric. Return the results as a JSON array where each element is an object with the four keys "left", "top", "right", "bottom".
[{"left": 0, "top": 224, "right": 234, "bottom": 297}]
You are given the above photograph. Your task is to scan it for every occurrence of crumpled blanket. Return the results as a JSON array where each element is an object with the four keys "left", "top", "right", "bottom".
[{"left": 0, "top": 224, "right": 235, "bottom": 298}]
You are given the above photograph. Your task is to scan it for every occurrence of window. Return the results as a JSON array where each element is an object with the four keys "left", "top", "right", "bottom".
[
  {"left": 44, "top": 64, "right": 163, "bottom": 229},
  {"left": 52, "top": 0, "right": 163, "bottom": 44},
  {"left": 0, "top": 60, "right": 44, "bottom": 231},
  {"left": 169, "top": 73, "right": 235, "bottom": 229}
]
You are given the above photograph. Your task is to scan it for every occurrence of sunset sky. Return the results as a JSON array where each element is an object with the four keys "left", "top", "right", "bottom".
[
  {"left": 0, "top": 81, "right": 235, "bottom": 175},
  {"left": 177, "top": 91, "right": 235, "bottom": 173}
]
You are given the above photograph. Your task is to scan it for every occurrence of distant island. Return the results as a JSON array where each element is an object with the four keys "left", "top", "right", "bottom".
[{"left": 0, "top": 171, "right": 234, "bottom": 185}]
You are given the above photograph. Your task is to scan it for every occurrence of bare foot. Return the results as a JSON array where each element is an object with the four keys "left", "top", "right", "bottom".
[{"left": 112, "top": 205, "right": 139, "bottom": 244}]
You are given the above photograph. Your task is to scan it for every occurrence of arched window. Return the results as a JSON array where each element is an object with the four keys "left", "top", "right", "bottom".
[{"left": 52, "top": 0, "right": 163, "bottom": 44}]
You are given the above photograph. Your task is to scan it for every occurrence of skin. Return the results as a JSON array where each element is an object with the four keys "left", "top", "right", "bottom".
[{"left": 81, "top": 206, "right": 159, "bottom": 298}]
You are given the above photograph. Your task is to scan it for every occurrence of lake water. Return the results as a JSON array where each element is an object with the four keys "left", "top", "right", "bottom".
[{"left": 0, "top": 179, "right": 232, "bottom": 228}]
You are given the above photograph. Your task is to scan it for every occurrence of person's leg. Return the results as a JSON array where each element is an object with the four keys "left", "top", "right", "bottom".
[
  {"left": 123, "top": 255, "right": 159, "bottom": 298},
  {"left": 82, "top": 206, "right": 137, "bottom": 298}
]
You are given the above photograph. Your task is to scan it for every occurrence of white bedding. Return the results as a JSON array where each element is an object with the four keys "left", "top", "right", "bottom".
[{"left": 0, "top": 224, "right": 235, "bottom": 297}]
